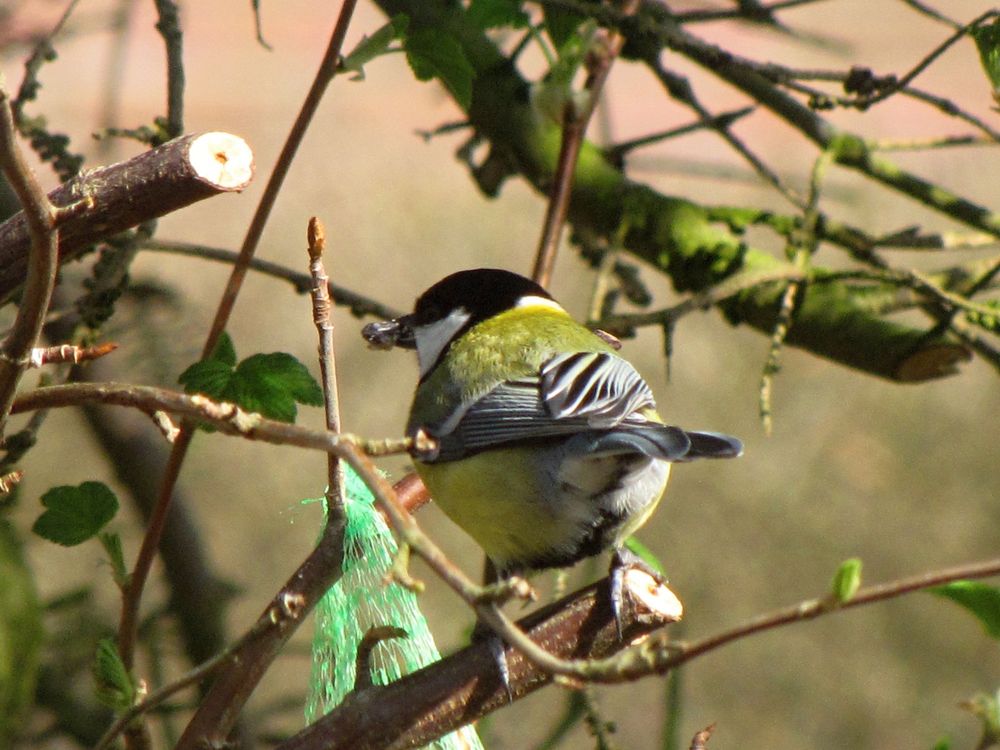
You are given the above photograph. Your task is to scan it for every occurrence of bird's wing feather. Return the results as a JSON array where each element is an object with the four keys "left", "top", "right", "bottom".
[
  {"left": 423, "top": 351, "right": 695, "bottom": 462},
  {"left": 540, "top": 351, "right": 656, "bottom": 426},
  {"left": 673, "top": 430, "right": 744, "bottom": 460}
]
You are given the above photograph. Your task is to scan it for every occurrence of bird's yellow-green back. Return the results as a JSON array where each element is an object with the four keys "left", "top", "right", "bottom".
[{"left": 408, "top": 302, "right": 614, "bottom": 431}]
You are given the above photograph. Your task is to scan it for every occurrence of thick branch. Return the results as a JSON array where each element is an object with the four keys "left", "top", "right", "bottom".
[
  {"left": 0, "top": 131, "right": 254, "bottom": 304},
  {"left": 371, "top": 0, "right": 970, "bottom": 382},
  {"left": 279, "top": 573, "right": 675, "bottom": 750}
]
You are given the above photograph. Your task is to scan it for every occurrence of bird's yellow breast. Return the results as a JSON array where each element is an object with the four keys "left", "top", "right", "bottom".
[{"left": 415, "top": 444, "right": 671, "bottom": 570}]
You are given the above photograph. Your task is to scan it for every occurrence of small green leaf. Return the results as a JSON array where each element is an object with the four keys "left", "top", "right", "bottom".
[
  {"left": 234, "top": 353, "right": 324, "bottom": 423},
  {"left": 178, "top": 331, "right": 238, "bottom": 400},
  {"left": 468, "top": 0, "right": 529, "bottom": 30},
  {"left": 623, "top": 537, "right": 665, "bottom": 576},
  {"left": 930, "top": 736, "right": 951, "bottom": 750},
  {"left": 931, "top": 580, "right": 1000, "bottom": 639},
  {"left": 972, "top": 17, "right": 1000, "bottom": 102},
  {"left": 178, "top": 359, "right": 235, "bottom": 401},
  {"left": 93, "top": 638, "right": 135, "bottom": 711},
  {"left": 209, "top": 331, "right": 237, "bottom": 367},
  {"left": 99, "top": 532, "right": 129, "bottom": 590},
  {"left": 340, "top": 15, "right": 408, "bottom": 81},
  {"left": 830, "top": 557, "right": 862, "bottom": 603},
  {"left": 404, "top": 29, "right": 476, "bottom": 111},
  {"left": 179, "top": 336, "right": 322, "bottom": 425},
  {"left": 32, "top": 482, "right": 119, "bottom": 546}
]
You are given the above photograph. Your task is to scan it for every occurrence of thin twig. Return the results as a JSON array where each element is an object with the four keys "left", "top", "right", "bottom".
[
  {"left": 141, "top": 239, "right": 401, "bottom": 319},
  {"left": 0, "top": 85, "right": 58, "bottom": 428},
  {"left": 593, "top": 266, "right": 806, "bottom": 335},
  {"left": 647, "top": 60, "right": 806, "bottom": 208},
  {"left": 605, "top": 106, "right": 756, "bottom": 162},
  {"left": 658, "top": 557, "right": 1000, "bottom": 672},
  {"left": 307, "top": 217, "right": 346, "bottom": 511},
  {"left": 28, "top": 342, "right": 118, "bottom": 367},
  {"left": 11, "top": 382, "right": 413, "bottom": 457},
  {"left": 0, "top": 469, "right": 24, "bottom": 494},
  {"left": 124, "top": 0, "right": 360, "bottom": 676},
  {"left": 93, "top": 624, "right": 259, "bottom": 750},
  {"left": 759, "top": 148, "right": 832, "bottom": 433},
  {"left": 675, "top": 0, "right": 827, "bottom": 23},
  {"left": 11, "top": 0, "right": 85, "bottom": 180},
  {"left": 898, "top": 86, "right": 1000, "bottom": 142},
  {"left": 837, "top": 10, "right": 998, "bottom": 110},
  {"left": 153, "top": 0, "right": 184, "bottom": 140},
  {"left": 899, "top": 0, "right": 962, "bottom": 29},
  {"left": 532, "top": 0, "right": 641, "bottom": 286},
  {"left": 867, "top": 134, "right": 990, "bottom": 152},
  {"left": 97, "top": 0, "right": 138, "bottom": 156}
]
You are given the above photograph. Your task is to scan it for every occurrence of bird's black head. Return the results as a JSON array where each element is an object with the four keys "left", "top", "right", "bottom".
[
  {"left": 411, "top": 268, "right": 553, "bottom": 329},
  {"left": 361, "top": 268, "right": 556, "bottom": 378}
]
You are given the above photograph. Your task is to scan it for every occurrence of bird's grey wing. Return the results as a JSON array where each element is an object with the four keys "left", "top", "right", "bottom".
[
  {"left": 539, "top": 351, "right": 656, "bottom": 427},
  {"left": 422, "top": 351, "right": 690, "bottom": 462},
  {"left": 674, "top": 430, "right": 744, "bottom": 460},
  {"left": 540, "top": 353, "right": 744, "bottom": 460}
]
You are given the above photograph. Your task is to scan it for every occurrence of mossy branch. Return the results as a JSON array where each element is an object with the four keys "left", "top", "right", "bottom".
[{"left": 372, "top": 0, "right": 972, "bottom": 382}]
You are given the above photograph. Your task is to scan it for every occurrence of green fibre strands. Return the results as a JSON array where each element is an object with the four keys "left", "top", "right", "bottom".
[{"left": 305, "top": 466, "right": 483, "bottom": 750}]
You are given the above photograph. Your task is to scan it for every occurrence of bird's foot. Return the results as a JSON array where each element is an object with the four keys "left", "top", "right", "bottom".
[
  {"left": 609, "top": 547, "right": 671, "bottom": 640},
  {"left": 472, "top": 619, "right": 514, "bottom": 703}
]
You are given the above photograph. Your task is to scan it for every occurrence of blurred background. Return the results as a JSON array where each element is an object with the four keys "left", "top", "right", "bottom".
[{"left": 2, "top": 0, "right": 999, "bottom": 747}]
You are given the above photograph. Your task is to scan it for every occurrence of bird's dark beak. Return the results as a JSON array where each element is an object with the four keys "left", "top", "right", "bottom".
[{"left": 362, "top": 314, "right": 416, "bottom": 350}]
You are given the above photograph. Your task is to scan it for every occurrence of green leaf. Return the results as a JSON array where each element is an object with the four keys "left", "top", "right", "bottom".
[
  {"left": 341, "top": 15, "right": 408, "bottom": 81},
  {"left": 32, "top": 482, "right": 119, "bottom": 546},
  {"left": 178, "top": 331, "right": 238, "bottom": 400},
  {"left": 930, "top": 736, "right": 951, "bottom": 750},
  {"left": 209, "top": 331, "right": 237, "bottom": 367},
  {"left": 404, "top": 29, "right": 476, "bottom": 111},
  {"left": 179, "top": 336, "right": 322, "bottom": 425},
  {"left": 830, "top": 557, "right": 862, "bottom": 603},
  {"left": 972, "top": 17, "right": 1000, "bottom": 100},
  {"left": 234, "top": 353, "right": 324, "bottom": 423},
  {"left": 93, "top": 638, "right": 135, "bottom": 711},
  {"left": 623, "top": 536, "right": 665, "bottom": 576},
  {"left": 468, "top": 0, "right": 529, "bottom": 30},
  {"left": 177, "top": 359, "right": 235, "bottom": 401},
  {"left": 931, "top": 580, "right": 1000, "bottom": 639},
  {"left": 99, "top": 532, "right": 129, "bottom": 590}
]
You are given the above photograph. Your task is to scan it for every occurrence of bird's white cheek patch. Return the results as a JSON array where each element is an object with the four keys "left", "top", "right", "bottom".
[
  {"left": 415, "top": 307, "right": 472, "bottom": 377},
  {"left": 516, "top": 295, "right": 566, "bottom": 313}
]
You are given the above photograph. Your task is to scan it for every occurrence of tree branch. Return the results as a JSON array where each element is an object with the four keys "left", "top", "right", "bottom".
[
  {"left": 10, "top": 382, "right": 412, "bottom": 459},
  {"left": 279, "top": 572, "right": 678, "bottom": 750},
  {"left": 140, "top": 238, "right": 402, "bottom": 319},
  {"left": 0, "top": 84, "right": 58, "bottom": 427},
  {"left": 371, "top": 0, "right": 972, "bottom": 382},
  {"left": 118, "top": 0, "right": 357, "bottom": 684},
  {"left": 0, "top": 131, "right": 254, "bottom": 305}
]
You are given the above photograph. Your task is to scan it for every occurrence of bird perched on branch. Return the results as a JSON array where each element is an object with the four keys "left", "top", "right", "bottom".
[{"left": 363, "top": 268, "right": 742, "bottom": 681}]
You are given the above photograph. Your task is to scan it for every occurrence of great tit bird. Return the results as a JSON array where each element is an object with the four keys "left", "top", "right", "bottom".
[{"left": 363, "top": 269, "right": 743, "bottom": 601}]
